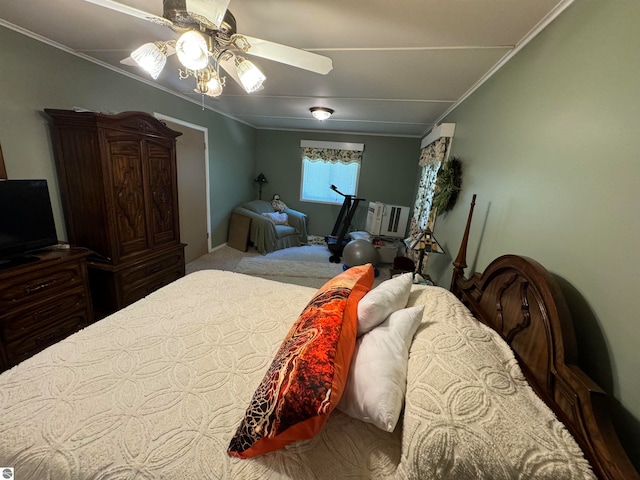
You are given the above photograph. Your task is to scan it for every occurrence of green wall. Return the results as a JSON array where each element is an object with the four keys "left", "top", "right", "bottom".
[
  {"left": 255, "top": 129, "right": 421, "bottom": 236},
  {"left": 0, "top": 26, "right": 255, "bottom": 247},
  {"left": 425, "top": 0, "right": 639, "bottom": 462}
]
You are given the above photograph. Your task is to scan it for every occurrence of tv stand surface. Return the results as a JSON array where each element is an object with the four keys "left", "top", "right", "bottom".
[
  {"left": 0, "top": 248, "right": 94, "bottom": 372},
  {"left": 0, "top": 254, "right": 40, "bottom": 270}
]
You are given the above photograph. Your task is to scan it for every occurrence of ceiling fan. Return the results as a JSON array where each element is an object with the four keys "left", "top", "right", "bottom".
[{"left": 84, "top": 0, "right": 333, "bottom": 97}]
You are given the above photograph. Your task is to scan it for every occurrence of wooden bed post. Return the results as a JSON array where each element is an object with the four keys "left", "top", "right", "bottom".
[{"left": 450, "top": 194, "right": 476, "bottom": 291}]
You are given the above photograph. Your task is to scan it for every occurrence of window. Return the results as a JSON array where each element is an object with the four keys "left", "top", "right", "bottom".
[
  {"left": 299, "top": 140, "right": 364, "bottom": 205},
  {"left": 301, "top": 158, "right": 360, "bottom": 204}
]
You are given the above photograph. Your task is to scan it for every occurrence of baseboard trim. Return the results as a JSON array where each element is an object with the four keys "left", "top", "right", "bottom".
[{"left": 210, "top": 242, "right": 227, "bottom": 253}]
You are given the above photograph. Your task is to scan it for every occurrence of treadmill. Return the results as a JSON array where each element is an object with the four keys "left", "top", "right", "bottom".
[{"left": 325, "top": 184, "right": 365, "bottom": 263}]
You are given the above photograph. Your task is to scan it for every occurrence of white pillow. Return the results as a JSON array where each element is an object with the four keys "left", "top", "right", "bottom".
[
  {"left": 357, "top": 272, "right": 412, "bottom": 335},
  {"left": 261, "top": 212, "right": 288, "bottom": 225},
  {"left": 349, "top": 231, "right": 372, "bottom": 242},
  {"left": 337, "top": 305, "right": 424, "bottom": 432}
]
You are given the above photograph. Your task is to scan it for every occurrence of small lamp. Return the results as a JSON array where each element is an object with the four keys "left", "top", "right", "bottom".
[
  {"left": 254, "top": 173, "right": 268, "bottom": 200},
  {"left": 408, "top": 229, "right": 444, "bottom": 280}
]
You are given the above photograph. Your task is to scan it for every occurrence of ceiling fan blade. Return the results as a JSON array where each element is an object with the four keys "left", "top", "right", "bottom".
[
  {"left": 237, "top": 35, "right": 333, "bottom": 75},
  {"left": 185, "top": 0, "right": 230, "bottom": 30},
  {"left": 84, "top": 0, "right": 174, "bottom": 28},
  {"left": 218, "top": 55, "right": 264, "bottom": 93}
]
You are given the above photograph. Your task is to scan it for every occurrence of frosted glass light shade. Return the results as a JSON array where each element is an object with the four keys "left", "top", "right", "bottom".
[
  {"left": 176, "top": 31, "right": 209, "bottom": 70},
  {"left": 235, "top": 56, "right": 265, "bottom": 93},
  {"left": 206, "top": 73, "right": 223, "bottom": 97},
  {"left": 131, "top": 43, "right": 167, "bottom": 79}
]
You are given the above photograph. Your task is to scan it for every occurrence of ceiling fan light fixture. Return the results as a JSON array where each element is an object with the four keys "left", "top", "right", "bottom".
[
  {"left": 193, "top": 66, "right": 224, "bottom": 96},
  {"left": 176, "top": 30, "right": 209, "bottom": 70},
  {"left": 205, "top": 72, "right": 224, "bottom": 97},
  {"left": 310, "top": 107, "right": 334, "bottom": 121},
  {"left": 131, "top": 42, "right": 167, "bottom": 79},
  {"left": 109, "top": 2, "right": 333, "bottom": 102},
  {"left": 235, "top": 55, "right": 266, "bottom": 93}
]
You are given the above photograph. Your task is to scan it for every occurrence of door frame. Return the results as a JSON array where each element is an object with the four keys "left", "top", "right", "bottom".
[{"left": 154, "top": 113, "right": 212, "bottom": 252}]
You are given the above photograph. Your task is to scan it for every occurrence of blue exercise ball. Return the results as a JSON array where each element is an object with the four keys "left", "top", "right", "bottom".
[{"left": 342, "top": 239, "right": 379, "bottom": 267}]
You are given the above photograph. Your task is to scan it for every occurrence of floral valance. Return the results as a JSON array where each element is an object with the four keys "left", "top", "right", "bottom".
[
  {"left": 301, "top": 147, "right": 362, "bottom": 164},
  {"left": 300, "top": 140, "right": 364, "bottom": 164},
  {"left": 418, "top": 137, "right": 449, "bottom": 167}
]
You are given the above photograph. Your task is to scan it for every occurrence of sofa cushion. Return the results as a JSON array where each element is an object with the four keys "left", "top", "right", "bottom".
[{"left": 274, "top": 225, "right": 297, "bottom": 239}]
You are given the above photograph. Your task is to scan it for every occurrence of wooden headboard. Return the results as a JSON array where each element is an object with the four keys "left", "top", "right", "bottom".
[
  {"left": 449, "top": 195, "right": 638, "bottom": 480},
  {"left": 0, "top": 143, "right": 7, "bottom": 180}
]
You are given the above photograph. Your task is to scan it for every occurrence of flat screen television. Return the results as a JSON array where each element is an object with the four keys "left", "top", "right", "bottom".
[{"left": 0, "top": 179, "right": 58, "bottom": 268}]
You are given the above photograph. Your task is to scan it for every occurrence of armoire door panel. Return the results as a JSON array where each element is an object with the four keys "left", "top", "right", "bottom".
[
  {"left": 146, "top": 142, "right": 179, "bottom": 246},
  {"left": 57, "top": 127, "right": 112, "bottom": 258},
  {"left": 108, "top": 140, "right": 149, "bottom": 257}
]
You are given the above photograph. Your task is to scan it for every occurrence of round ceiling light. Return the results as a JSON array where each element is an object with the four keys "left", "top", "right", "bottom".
[
  {"left": 310, "top": 107, "right": 334, "bottom": 121},
  {"left": 176, "top": 30, "right": 209, "bottom": 71}
]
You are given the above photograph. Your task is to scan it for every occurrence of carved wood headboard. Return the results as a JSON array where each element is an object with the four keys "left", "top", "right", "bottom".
[
  {"left": 449, "top": 196, "right": 638, "bottom": 480},
  {"left": 0, "top": 143, "right": 7, "bottom": 180}
]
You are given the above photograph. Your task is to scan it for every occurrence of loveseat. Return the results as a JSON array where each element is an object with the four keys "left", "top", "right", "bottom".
[{"left": 232, "top": 200, "right": 308, "bottom": 254}]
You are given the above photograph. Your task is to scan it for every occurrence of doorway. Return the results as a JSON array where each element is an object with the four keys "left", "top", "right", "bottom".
[{"left": 154, "top": 114, "right": 210, "bottom": 264}]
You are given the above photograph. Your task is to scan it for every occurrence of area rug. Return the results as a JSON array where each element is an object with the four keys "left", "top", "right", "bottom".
[
  {"left": 235, "top": 246, "right": 340, "bottom": 288},
  {"left": 250, "top": 245, "right": 333, "bottom": 263},
  {"left": 234, "top": 244, "right": 390, "bottom": 288}
]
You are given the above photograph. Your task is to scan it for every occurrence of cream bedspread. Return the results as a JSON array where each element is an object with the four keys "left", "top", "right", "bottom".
[{"left": 0, "top": 270, "right": 594, "bottom": 479}]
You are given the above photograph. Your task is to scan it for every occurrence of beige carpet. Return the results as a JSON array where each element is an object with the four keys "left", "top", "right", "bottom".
[{"left": 187, "top": 244, "right": 390, "bottom": 289}]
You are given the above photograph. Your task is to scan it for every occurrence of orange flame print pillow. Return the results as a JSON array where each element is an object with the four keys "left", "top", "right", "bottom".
[{"left": 228, "top": 264, "right": 374, "bottom": 458}]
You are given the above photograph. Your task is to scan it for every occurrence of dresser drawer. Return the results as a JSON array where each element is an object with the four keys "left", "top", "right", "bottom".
[
  {"left": 5, "top": 308, "right": 89, "bottom": 366},
  {"left": 0, "top": 262, "right": 84, "bottom": 309},
  {"left": 120, "top": 249, "right": 184, "bottom": 288},
  {"left": 0, "top": 249, "right": 93, "bottom": 373},
  {"left": 122, "top": 268, "right": 183, "bottom": 306},
  {"left": 0, "top": 288, "right": 89, "bottom": 343}
]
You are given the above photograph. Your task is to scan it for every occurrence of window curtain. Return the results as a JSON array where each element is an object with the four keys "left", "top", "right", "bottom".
[
  {"left": 407, "top": 137, "right": 450, "bottom": 271},
  {"left": 301, "top": 143, "right": 363, "bottom": 165}
]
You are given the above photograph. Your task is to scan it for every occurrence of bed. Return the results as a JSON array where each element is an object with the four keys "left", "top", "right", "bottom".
[{"left": 0, "top": 198, "right": 637, "bottom": 480}]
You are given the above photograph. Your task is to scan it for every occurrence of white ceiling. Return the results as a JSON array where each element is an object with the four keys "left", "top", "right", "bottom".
[{"left": 0, "top": 0, "right": 573, "bottom": 138}]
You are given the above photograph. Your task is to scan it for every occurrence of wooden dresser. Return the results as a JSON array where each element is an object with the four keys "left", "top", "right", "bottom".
[
  {"left": 45, "top": 109, "right": 186, "bottom": 316},
  {"left": 0, "top": 248, "right": 93, "bottom": 372}
]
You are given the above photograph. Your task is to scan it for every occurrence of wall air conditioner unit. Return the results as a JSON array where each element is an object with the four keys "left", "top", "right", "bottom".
[{"left": 365, "top": 202, "right": 410, "bottom": 238}]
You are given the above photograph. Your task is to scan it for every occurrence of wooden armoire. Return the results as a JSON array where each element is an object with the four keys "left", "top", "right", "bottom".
[{"left": 45, "top": 109, "right": 186, "bottom": 316}]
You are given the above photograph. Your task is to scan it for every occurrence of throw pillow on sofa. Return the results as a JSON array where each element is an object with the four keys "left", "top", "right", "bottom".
[{"left": 261, "top": 212, "right": 288, "bottom": 225}]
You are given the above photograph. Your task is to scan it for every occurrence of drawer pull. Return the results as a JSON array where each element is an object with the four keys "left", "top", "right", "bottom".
[
  {"left": 25, "top": 279, "right": 57, "bottom": 294},
  {"left": 147, "top": 265, "right": 163, "bottom": 275},
  {"left": 35, "top": 328, "right": 65, "bottom": 347}
]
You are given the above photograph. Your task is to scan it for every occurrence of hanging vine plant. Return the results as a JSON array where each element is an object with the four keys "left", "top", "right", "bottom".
[{"left": 432, "top": 156, "right": 462, "bottom": 214}]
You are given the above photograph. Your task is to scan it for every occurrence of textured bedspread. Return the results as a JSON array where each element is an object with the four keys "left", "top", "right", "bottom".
[{"left": 0, "top": 270, "right": 594, "bottom": 479}]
